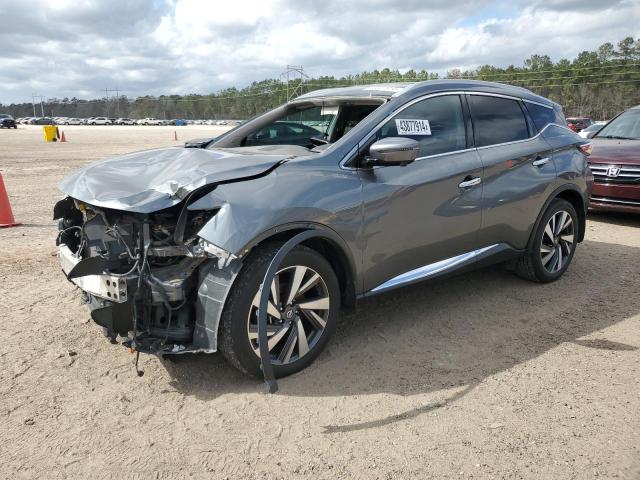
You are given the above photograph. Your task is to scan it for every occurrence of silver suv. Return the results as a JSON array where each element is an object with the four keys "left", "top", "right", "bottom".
[{"left": 55, "top": 80, "right": 592, "bottom": 381}]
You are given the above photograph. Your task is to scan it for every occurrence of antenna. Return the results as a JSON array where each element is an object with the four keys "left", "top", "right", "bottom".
[{"left": 279, "top": 65, "right": 309, "bottom": 101}]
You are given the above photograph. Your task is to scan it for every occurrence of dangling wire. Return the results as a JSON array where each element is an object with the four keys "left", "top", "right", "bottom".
[{"left": 134, "top": 350, "right": 144, "bottom": 377}]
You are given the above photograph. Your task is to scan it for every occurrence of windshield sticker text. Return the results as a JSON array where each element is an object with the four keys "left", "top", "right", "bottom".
[{"left": 395, "top": 119, "right": 431, "bottom": 136}]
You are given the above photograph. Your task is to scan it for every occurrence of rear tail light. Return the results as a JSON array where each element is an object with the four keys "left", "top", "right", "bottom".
[{"left": 578, "top": 143, "right": 592, "bottom": 156}]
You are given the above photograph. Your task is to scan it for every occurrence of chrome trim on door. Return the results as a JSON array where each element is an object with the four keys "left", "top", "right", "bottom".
[
  {"left": 459, "top": 177, "right": 482, "bottom": 188},
  {"left": 532, "top": 157, "right": 550, "bottom": 167},
  {"left": 369, "top": 244, "right": 502, "bottom": 294}
]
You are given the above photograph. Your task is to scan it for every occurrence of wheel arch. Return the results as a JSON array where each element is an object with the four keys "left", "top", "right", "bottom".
[
  {"left": 529, "top": 184, "right": 587, "bottom": 248},
  {"left": 243, "top": 223, "right": 358, "bottom": 310}
]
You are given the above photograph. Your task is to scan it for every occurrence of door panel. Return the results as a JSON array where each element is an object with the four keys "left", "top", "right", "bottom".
[
  {"left": 476, "top": 137, "right": 556, "bottom": 249},
  {"left": 360, "top": 150, "right": 483, "bottom": 292},
  {"left": 466, "top": 94, "right": 557, "bottom": 250}
]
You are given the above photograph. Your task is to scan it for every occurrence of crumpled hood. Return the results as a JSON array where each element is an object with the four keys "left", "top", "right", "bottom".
[{"left": 59, "top": 147, "right": 287, "bottom": 213}]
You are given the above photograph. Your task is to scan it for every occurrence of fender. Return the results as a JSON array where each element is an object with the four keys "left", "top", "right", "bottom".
[
  {"left": 235, "top": 221, "right": 359, "bottom": 303},
  {"left": 527, "top": 183, "right": 588, "bottom": 249}
]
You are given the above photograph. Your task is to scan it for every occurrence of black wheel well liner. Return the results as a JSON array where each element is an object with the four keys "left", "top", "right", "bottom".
[
  {"left": 247, "top": 224, "right": 357, "bottom": 309},
  {"left": 529, "top": 185, "right": 587, "bottom": 248}
]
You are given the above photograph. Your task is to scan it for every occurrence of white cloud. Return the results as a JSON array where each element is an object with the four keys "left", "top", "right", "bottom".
[{"left": 0, "top": 0, "right": 638, "bottom": 103}]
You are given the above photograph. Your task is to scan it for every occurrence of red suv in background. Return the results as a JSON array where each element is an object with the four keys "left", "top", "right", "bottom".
[
  {"left": 588, "top": 106, "right": 640, "bottom": 213},
  {"left": 567, "top": 117, "right": 593, "bottom": 132}
]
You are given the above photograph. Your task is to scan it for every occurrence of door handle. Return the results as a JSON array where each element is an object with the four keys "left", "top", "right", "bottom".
[
  {"left": 458, "top": 176, "right": 482, "bottom": 189},
  {"left": 532, "top": 157, "right": 550, "bottom": 167}
]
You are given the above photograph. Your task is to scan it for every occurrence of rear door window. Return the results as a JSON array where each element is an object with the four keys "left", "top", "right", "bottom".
[{"left": 468, "top": 95, "right": 529, "bottom": 147}]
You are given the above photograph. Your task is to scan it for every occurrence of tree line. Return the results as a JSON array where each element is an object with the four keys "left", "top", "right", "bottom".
[{"left": 3, "top": 36, "right": 640, "bottom": 121}]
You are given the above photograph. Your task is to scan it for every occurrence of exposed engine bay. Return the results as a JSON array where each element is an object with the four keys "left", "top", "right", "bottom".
[{"left": 54, "top": 195, "right": 240, "bottom": 356}]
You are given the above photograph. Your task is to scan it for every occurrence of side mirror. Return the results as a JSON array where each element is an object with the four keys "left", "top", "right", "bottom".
[{"left": 365, "top": 137, "right": 420, "bottom": 167}]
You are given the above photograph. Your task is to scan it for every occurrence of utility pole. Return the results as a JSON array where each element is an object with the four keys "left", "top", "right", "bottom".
[
  {"left": 105, "top": 88, "right": 121, "bottom": 117},
  {"left": 32, "top": 94, "right": 44, "bottom": 116},
  {"left": 279, "top": 65, "right": 309, "bottom": 101},
  {"left": 114, "top": 88, "right": 120, "bottom": 116}
]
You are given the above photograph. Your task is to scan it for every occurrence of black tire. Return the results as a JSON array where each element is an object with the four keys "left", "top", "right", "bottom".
[
  {"left": 515, "top": 198, "right": 579, "bottom": 283},
  {"left": 219, "top": 242, "right": 340, "bottom": 378}
]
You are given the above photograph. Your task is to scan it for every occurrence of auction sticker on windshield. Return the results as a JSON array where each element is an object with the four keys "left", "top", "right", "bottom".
[{"left": 396, "top": 119, "right": 431, "bottom": 135}]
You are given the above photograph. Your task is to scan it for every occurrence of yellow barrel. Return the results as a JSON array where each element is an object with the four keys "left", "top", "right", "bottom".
[{"left": 43, "top": 125, "right": 59, "bottom": 142}]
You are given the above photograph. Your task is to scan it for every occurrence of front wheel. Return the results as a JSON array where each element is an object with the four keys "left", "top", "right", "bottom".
[
  {"left": 219, "top": 242, "right": 340, "bottom": 378},
  {"left": 515, "top": 198, "right": 578, "bottom": 283}
]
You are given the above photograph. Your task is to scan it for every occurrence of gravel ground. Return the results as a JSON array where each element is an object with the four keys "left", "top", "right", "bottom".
[{"left": 1, "top": 125, "right": 639, "bottom": 479}]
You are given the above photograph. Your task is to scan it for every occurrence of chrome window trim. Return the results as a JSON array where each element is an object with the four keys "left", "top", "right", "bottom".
[
  {"left": 369, "top": 243, "right": 504, "bottom": 294},
  {"left": 475, "top": 122, "right": 572, "bottom": 151},
  {"left": 339, "top": 90, "right": 562, "bottom": 170},
  {"left": 466, "top": 91, "right": 554, "bottom": 110},
  {"left": 413, "top": 147, "right": 476, "bottom": 162}
]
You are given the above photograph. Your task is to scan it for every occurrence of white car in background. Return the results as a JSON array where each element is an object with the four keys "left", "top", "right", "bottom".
[
  {"left": 63, "top": 118, "right": 83, "bottom": 125},
  {"left": 114, "top": 118, "right": 135, "bottom": 125},
  {"left": 578, "top": 121, "right": 607, "bottom": 139},
  {"left": 90, "top": 117, "right": 112, "bottom": 125},
  {"left": 137, "top": 117, "right": 165, "bottom": 125}
]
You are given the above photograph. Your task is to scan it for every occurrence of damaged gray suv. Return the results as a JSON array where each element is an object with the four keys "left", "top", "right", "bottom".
[{"left": 55, "top": 80, "right": 592, "bottom": 379}]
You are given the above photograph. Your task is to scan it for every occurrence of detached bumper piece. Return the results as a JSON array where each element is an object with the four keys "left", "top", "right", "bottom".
[{"left": 59, "top": 245, "right": 128, "bottom": 303}]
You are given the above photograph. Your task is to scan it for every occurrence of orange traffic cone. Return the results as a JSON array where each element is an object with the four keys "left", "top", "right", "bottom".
[
  {"left": 60, "top": 131, "right": 67, "bottom": 142},
  {"left": 0, "top": 173, "right": 21, "bottom": 228}
]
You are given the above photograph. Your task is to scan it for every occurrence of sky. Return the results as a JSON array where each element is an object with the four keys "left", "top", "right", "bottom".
[{"left": 0, "top": 0, "right": 639, "bottom": 104}]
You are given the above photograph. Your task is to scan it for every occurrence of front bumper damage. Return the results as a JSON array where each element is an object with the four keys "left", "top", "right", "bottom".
[{"left": 55, "top": 197, "right": 242, "bottom": 356}]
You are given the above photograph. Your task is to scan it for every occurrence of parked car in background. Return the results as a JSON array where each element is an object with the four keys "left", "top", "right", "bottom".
[
  {"left": 82, "top": 118, "right": 94, "bottom": 125},
  {"left": 63, "top": 118, "right": 83, "bottom": 125},
  {"left": 90, "top": 117, "right": 112, "bottom": 125},
  {"left": 55, "top": 80, "right": 591, "bottom": 379},
  {"left": 578, "top": 121, "right": 607, "bottom": 139},
  {"left": 566, "top": 117, "right": 593, "bottom": 132},
  {"left": 114, "top": 118, "right": 135, "bottom": 125},
  {"left": 588, "top": 105, "right": 640, "bottom": 213},
  {"left": 138, "top": 117, "right": 165, "bottom": 125},
  {"left": 0, "top": 114, "right": 17, "bottom": 129},
  {"left": 31, "top": 117, "right": 56, "bottom": 125}
]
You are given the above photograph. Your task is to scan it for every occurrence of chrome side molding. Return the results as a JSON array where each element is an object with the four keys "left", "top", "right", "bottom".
[{"left": 369, "top": 244, "right": 508, "bottom": 294}]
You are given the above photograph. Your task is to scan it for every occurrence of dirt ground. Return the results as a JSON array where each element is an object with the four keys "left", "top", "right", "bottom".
[{"left": 1, "top": 125, "right": 639, "bottom": 479}]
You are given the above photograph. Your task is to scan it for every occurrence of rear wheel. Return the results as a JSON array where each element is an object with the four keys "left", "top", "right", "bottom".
[
  {"left": 515, "top": 199, "right": 578, "bottom": 283},
  {"left": 219, "top": 242, "right": 340, "bottom": 378}
]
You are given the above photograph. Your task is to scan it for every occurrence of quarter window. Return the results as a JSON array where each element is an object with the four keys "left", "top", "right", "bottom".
[
  {"left": 378, "top": 95, "right": 466, "bottom": 157},
  {"left": 525, "top": 102, "right": 563, "bottom": 132},
  {"left": 469, "top": 96, "right": 529, "bottom": 147}
]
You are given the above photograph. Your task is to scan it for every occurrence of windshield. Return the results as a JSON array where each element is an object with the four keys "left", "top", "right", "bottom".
[
  {"left": 244, "top": 105, "right": 337, "bottom": 149},
  {"left": 596, "top": 109, "right": 640, "bottom": 139},
  {"left": 223, "top": 101, "right": 382, "bottom": 151}
]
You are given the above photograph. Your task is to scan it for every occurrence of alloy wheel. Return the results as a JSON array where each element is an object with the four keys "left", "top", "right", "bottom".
[
  {"left": 540, "top": 210, "right": 574, "bottom": 273},
  {"left": 247, "top": 265, "right": 330, "bottom": 365}
]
